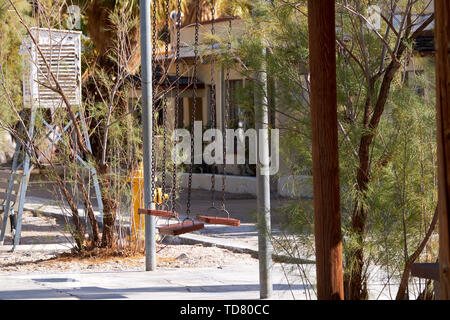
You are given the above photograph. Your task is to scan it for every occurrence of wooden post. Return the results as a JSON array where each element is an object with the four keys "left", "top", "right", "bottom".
[
  {"left": 435, "top": 0, "right": 450, "bottom": 300},
  {"left": 307, "top": 0, "right": 344, "bottom": 300}
]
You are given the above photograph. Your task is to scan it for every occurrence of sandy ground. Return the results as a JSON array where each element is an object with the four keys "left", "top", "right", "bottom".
[
  {"left": 0, "top": 209, "right": 257, "bottom": 275},
  {"left": 0, "top": 175, "right": 287, "bottom": 276},
  {"left": 0, "top": 244, "right": 258, "bottom": 274}
]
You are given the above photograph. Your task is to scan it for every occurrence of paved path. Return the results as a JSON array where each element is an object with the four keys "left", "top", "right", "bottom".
[{"left": 0, "top": 264, "right": 313, "bottom": 300}]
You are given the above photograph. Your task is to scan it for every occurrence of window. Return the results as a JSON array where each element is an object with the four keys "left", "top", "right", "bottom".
[
  {"left": 228, "top": 80, "right": 243, "bottom": 129},
  {"left": 226, "top": 79, "right": 255, "bottom": 130}
]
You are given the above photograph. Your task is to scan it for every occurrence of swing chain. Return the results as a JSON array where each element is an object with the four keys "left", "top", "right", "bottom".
[
  {"left": 186, "top": 0, "right": 200, "bottom": 217},
  {"left": 171, "top": 0, "right": 182, "bottom": 213},
  {"left": 210, "top": 0, "right": 216, "bottom": 207},
  {"left": 151, "top": 0, "right": 157, "bottom": 202},
  {"left": 161, "top": 0, "right": 170, "bottom": 197},
  {"left": 222, "top": 19, "right": 232, "bottom": 210}
]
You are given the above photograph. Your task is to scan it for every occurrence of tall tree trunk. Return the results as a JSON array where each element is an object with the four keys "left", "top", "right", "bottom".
[
  {"left": 101, "top": 196, "right": 118, "bottom": 248},
  {"left": 99, "top": 164, "right": 118, "bottom": 248}
]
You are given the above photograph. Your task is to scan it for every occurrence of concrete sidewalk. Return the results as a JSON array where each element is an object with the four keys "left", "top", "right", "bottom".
[
  {"left": 0, "top": 264, "right": 313, "bottom": 300},
  {"left": 0, "top": 243, "right": 73, "bottom": 252}
]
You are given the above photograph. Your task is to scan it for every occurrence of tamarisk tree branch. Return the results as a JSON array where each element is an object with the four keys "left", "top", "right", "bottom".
[{"left": 396, "top": 206, "right": 439, "bottom": 300}]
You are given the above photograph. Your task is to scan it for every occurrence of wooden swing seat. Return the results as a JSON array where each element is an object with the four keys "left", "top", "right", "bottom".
[
  {"left": 196, "top": 215, "right": 240, "bottom": 227},
  {"left": 138, "top": 208, "right": 178, "bottom": 218},
  {"left": 158, "top": 221, "right": 204, "bottom": 236}
]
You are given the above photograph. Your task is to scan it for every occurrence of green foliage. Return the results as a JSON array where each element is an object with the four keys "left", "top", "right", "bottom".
[
  {"left": 225, "top": 0, "right": 438, "bottom": 296},
  {"left": 0, "top": 0, "right": 30, "bottom": 123},
  {"left": 361, "top": 61, "right": 438, "bottom": 271}
]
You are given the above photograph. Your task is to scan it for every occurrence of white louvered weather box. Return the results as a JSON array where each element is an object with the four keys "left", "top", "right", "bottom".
[{"left": 21, "top": 28, "right": 82, "bottom": 109}]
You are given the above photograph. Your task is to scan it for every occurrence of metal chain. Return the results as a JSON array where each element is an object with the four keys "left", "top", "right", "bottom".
[
  {"left": 151, "top": 0, "right": 157, "bottom": 202},
  {"left": 161, "top": 0, "right": 170, "bottom": 197},
  {"left": 171, "top": 0, "right": 182, "bottom": 213},
  {"left": 186, "top": 0, "right": 200, "bottom": 217},
  {"left": 221, "top": 19, "right": 232, "bottom": 210},
  {"left": 210, "top": 0, "right": 217, "bottom": 207}
]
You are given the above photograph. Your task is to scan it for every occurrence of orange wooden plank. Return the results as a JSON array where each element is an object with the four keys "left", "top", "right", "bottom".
[
  {"left": 158, "top": 221, "right": 204, "bottom": 236},
  {"left": 196, "top": 215, "right": 240, "bottom": 227},
  {"left": 138, "top": 208, "right": 178, "bottom": 218}
]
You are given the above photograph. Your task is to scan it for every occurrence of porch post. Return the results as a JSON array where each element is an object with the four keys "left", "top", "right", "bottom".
[
  {"left": 435, "top": 0, "right": 450, "bottom": 299},
  {"left": 307, "top": 0, "right": 344, "bottom": 299}
]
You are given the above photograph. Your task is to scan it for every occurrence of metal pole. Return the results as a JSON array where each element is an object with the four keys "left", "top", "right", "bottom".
[
  {"left": 13, "top": 106, "right": 37, "bottom": 248},
  {"left": 13, "top": 147, "right": 31, "bottom": 248},
  {"left": 253, "top": 0, "right": 273, "bottom": 296},
  {"left": 140, "top": 0, "right": 156, "bottom": 271},
  {"left": 255, "top": 61, "right": 273, "bottom": 299},
  {"left": 0, "top": 141, "right": 21, "bottom": 244}
]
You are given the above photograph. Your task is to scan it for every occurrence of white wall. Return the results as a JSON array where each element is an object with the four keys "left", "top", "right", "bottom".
[{"left": 161, "top": 172, "right": 313, "bottom": 199}]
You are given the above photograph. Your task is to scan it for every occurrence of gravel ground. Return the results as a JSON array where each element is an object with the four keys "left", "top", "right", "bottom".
[
  {"left": 0, "top": 244, "right": 257, "bottom": 275},
  {"left": 0, "top": 208, "right": 257, "bottom": 275}
]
